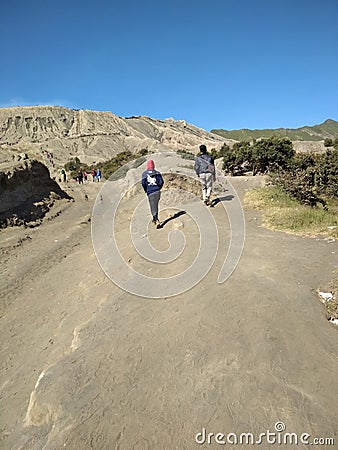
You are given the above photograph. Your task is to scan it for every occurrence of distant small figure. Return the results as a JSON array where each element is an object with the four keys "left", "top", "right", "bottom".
[
  {"left": 83, "top": 171, "right": 88, "bottom": 183},
  {"left": 96, "top": 168, "right": 101, "bottom": 182},
  {"left": 91, "top": 169, "right": 96, "bottom": 182},
  {"left": 194, "top": 144, "right": 216, "bottom": 206},
  {"left": 141, "top": 160, "right": 164, "bottom": 228},
  {"left": 61, "top": 168, "right": 67, "bottom": 182},
  {"left": 77, "top": 170, "right": 84, "bottom": 184}
]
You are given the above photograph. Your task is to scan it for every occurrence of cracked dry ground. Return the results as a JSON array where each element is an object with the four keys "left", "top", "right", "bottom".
[{"left": 0, "top": 177, "right": 337, "bottom": 449}]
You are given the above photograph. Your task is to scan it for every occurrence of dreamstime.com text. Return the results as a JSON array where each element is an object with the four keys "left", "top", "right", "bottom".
[{"left": 195, "top": 422, "right": 335, "bottom": 446}]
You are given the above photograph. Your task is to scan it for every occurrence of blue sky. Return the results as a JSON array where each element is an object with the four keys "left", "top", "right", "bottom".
[{"left": 1, "top": 0, "right": 337, "bottom": 131}]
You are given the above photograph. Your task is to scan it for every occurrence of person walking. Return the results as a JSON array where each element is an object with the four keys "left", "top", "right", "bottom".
[
  {"left": 194, "top": 144, "right": 216, "bottom": 206},
  {"left": 77, "top": 170, "right": 84, "bottom": 184},
  {"left": 96, "top": 168, "right": 101, "bottom": 182},
  {"left": 61, "top": 168, "right": 66, "bottom": 182},
  {"left": 141, "top": 160, "right": 164, "bottom": 228}
]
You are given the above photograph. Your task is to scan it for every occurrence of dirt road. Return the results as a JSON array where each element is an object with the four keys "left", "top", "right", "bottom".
[{"left": 0, "top": 170, "right": 337, "bottom": 449}]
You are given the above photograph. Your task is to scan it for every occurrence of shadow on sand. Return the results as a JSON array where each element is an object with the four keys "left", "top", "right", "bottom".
[
  {"left": 159, "top": 195, "right": 235, "bottom": 227},
  {"left": 210, "top": 195, "right": 235, "bottom": 207},
  {"left": 158, "top": 210, "right": 187, "bottom": 229}
]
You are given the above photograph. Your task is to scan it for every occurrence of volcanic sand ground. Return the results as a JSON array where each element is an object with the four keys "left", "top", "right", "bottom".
[{"left": 0, "top": 169, "right": 338, "bottom": 449}]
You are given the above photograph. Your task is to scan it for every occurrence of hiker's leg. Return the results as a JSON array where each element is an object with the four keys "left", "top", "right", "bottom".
[
  {"left": 205, "top": 173, "right": 213, "bottom": 199},
  {"left": 148, "top": 191, "right": 161, "bottom": 221},
  {"left": 199, "top": 173, "right": 207, "bottom": 201}
]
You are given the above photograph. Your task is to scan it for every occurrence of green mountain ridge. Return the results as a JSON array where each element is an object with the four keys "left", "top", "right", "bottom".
[{"left": 211, "top": 119, "right": 338, "bottom": 142}]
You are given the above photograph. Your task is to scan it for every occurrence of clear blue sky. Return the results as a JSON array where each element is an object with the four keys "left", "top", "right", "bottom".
[{"left": 1, "top": 0, "right": 337, "bottom": 131}]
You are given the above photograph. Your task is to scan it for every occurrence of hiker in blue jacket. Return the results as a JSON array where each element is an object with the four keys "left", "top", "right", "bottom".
[
  {"left": 194, "top": 144, "right": 216, "bottom": 206},
  {"left": 141, "top": 159, "right": 164, "bottom": 228}
]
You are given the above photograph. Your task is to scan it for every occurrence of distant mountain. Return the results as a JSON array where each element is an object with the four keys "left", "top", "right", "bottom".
[{"left": 211, "top": 119, "right": 338, "bottom": 142}]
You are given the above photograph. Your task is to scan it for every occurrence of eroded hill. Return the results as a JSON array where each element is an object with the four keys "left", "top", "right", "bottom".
[{"left": 0, "top": 106, "right": 230, "bottom": 168}]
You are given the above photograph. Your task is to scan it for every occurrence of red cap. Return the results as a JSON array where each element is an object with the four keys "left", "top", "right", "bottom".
[{"left": 147, "top": 160, "right": 155, "bottom": 170}]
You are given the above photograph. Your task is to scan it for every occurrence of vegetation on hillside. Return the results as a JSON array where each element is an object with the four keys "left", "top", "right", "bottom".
[
  {"left": 64, "top": 149, "right": 148, "bottom": 180},
  {"left": 211, "top": 119, "right": 338, "bottom": 142},
  {"left": 244, "top": 186, "right": 338, "bottom": 238},
  {"left": 228, "top": 136, "right": 338, "bottom": 237},
  {"left": 223, "top": 137, "right": 337, "bottom": 203},
  {"left": 177, "top": 149, "right": 195, "bottom": 160},
  {"left": 222, "top": 137, "right": 296, "bottom": 176}
]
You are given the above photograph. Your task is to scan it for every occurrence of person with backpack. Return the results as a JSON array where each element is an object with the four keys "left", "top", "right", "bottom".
[
  {"left": 194, "top": 144, "right": 216, "bottom": 206},
  {"left": 141, "top": 160, "right": 164, "bottom": 228}
]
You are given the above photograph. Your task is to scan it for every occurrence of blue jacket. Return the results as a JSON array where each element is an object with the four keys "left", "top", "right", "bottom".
[{"left": 141, "top": 170, "right": 164, "bottom": 195}]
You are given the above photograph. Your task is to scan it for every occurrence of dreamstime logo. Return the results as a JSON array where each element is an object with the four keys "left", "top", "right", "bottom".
[
  {"left": 91, "top": 152, "right": 245, "bottom": 298},
  {"left": 195, "top": 422, "right": 335, "bottom": 446}
]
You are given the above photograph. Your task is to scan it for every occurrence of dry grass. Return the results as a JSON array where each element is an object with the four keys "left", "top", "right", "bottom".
[{"left": 244, "top": 186, "right": 338, "bottom": 238}]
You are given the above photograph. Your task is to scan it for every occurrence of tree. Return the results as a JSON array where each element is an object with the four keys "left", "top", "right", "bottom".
[
  {"left": 251, "top": 137, "right": 295, "bottom": 175},
  {"left": 65, "top": 157, "right": 81, "bottom": 172},
  {"left": 316, "top": 147, "right": 338, "bottom": 197},
  {"left": 271, "top": 166, "right": 327, "bottom": 208},
  {"left": 324, "top": 138, "right": 333, "bottom": 147},
  {"left": 222, "top": 141, "right": 252, "bottom": 175},
  {"left": 212, "top": 143, "right": 230, "bottom": 159}
]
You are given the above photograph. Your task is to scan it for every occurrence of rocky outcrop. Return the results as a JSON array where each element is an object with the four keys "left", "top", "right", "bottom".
[
  {"left": 0, "top": 106, "right": 231, "bottom": 167},
  {"left": 0, "top": 158, "right": 72, "bottom": 228}
]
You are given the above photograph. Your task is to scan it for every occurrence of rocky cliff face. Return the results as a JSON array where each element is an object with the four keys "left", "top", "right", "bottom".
[
  {"left": 0, "top": 106, "right": 230, "bottom": 168},
  {"left": 0, "top": 157, "right": 72, "bottom": 228}
]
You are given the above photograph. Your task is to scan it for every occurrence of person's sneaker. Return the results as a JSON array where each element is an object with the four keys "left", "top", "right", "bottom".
[
  {"left": 204, "top": 199, "right": 209, "bottom": 206},
  {"left": 156, "top": 219, "right": 161, "bottom": 229}
]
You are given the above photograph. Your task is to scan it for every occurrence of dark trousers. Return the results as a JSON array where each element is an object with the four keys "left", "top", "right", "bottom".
[{"left": 148, "top": 190, "right": 161, "bottom": 221}]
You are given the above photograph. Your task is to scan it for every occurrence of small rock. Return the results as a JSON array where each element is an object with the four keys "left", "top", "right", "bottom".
[{"left": 173, "top": 221, "right": 184, "bottom": 230}]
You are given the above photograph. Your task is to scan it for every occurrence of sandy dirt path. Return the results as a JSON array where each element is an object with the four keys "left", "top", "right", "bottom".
[{"left": 0, "top": 170, "right": 337, "bottom": 449}]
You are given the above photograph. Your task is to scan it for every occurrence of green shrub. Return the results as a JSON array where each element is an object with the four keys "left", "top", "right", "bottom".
[
  {"left": 64, "top": 157, "right": 91, "bottom": 179},
  {"left": 109, "top": 156, "right": 146, "bottom": 181},
  {"left": 64, "top": 151, "right": 147, "bottom": 180},
  {"left": 251, "top": 137, "right": 295, "bottom": 175},
  {"left": 222, "top": 137, "right": 295, "bottom": 175},
  {"left": 177, "top": 149, "right": 195, "bottom": 160},
  {"left": 213, "top": 143, "right": 230, "bottom": 159},
  {"left": 315, "top": 148, "right": 338, "bottom": 197},
  {"left": 138, "top": 148, "right": 148, "bottom": 156},
  {"left": 222, "top": 141, "right": 252, "bottom": 175},
  {"left": 270, "top": 147, "right": 338, "bottom": 206},
  {"left": 64, "top": 157, "right": 81, "bottom": 172},
  {"left": 324, "top": 138, "right": 333, "bottom": 147}
]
